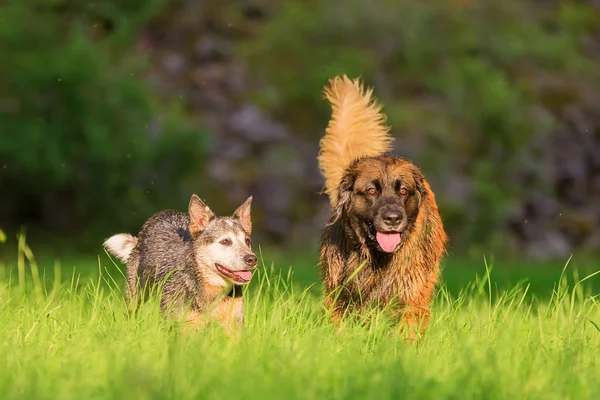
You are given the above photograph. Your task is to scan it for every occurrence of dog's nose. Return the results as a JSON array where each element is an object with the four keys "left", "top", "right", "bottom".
[
  {"left": 382, "top": 211, "right": 402, "bottom": 226},
  {"left": 244, "top": 254, "right": 257, "bottom": 268}
]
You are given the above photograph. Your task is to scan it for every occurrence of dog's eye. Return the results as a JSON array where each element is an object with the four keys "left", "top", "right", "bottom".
[
  {"left": 366, "top": 188, "right": 377, "bottom": 195},
  {"left": 400, "top": 188, "right": 408, "bottom": 195},
  {"left": 245, "top": 238, "right": 251, "bottom": 247},
  {"left": 219, "top": 238, "right": 232, "bottom": 246}
]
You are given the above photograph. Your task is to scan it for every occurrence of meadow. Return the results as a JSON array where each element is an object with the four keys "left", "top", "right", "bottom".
[{"left": 1, "top": 239, "right": 599, "bottom": 400}]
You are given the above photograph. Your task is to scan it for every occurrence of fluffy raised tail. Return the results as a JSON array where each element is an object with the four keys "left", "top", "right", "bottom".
[
  {"left": 318, "top": 75, "right": 394, "bottom": 206},
  {"left": 103, "top": 233, "right": 138, "bottom": 263}
]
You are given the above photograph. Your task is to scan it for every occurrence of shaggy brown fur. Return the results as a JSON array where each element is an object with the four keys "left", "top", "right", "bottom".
[{"left": 318, "top": 75, "right": 448, "bottom": 339}]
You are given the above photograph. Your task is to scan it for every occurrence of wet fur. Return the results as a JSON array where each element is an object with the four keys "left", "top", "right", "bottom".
[
  {"left": 318, "top": 76, "right": 448, "bottom": 339},
  {"left": 104, "top": 195, "right": 254, "bottom": 335}
]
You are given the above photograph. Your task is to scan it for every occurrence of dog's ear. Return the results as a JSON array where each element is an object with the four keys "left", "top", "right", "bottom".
[
  {"left": 326, "top": 173, "right": 354, "bottom": 227},
  {"left": 188, "top": 194, "right": 215, "bottom": 236},
  {"left": 233, "top": 195, "right": 253, "bottom": 234},
  {"left": 413, "top": 169, "right": 427, "bottom": 201}
]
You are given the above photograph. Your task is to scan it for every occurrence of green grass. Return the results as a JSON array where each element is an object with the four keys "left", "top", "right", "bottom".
[{"left": 1, "top": 243, "right": 600, "bottom": 399}]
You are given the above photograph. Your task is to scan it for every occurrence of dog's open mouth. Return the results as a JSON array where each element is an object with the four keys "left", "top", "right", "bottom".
[
  {"left": 215, "top": 264, "right": 253, "bottom": 284},
  {"left": 375, "top": 231, "right": 402, "bottom": 253}
]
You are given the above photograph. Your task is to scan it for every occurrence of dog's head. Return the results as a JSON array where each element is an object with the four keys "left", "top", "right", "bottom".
[
  {"left": 327, "top": 156, "right": 427, "bottom": 253},
  {"left": 187, "top": 194, "right": 258, "bottom": 285}
]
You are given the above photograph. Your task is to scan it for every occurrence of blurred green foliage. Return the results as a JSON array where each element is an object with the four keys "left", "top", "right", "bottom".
[
  {"left": 239, "top": 0, "right": 600, "bottom": 252},
  {"left": 0, "top": 1, "right": 209, "bottom": 242},
  {"left": 1, "top": 0, "right": 599, "bottom": 255}
]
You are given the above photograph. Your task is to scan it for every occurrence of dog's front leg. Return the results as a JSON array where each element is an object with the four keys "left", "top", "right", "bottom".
[
  {"left": 323, "top": 296, "right": 345, "bottom": 326},
  {"left": 210, "top": 296, "right": 244, "bottom": 337},
  {"left": 398, "top": 304, "right": 431, "bottom": 344},
  {"left": 183, "top": 310, "right": 210, "bottom": 331}
]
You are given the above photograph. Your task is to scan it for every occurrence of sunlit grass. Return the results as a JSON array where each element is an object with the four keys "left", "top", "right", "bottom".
[{"left": 0, "top": 239, "right": 599, "bottom": 399}]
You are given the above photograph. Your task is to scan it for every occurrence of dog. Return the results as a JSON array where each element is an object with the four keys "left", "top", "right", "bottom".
[
  {"left": 103, "top": 194, "right": 257, "bottom": 335},
  {"left": 317, "top": 76, "right": 448, "bottom": 339}
]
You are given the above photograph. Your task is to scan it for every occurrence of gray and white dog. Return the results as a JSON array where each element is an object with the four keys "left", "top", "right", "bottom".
[{"left": 104, "top": 194, "right": 257, "bottom": 334}]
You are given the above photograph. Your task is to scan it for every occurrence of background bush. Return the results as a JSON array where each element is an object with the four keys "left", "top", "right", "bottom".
[{"left": 0, "top": 1, "right": 208, "bottom": 248}]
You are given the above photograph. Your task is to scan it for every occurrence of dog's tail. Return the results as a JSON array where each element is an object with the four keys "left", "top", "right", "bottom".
[
  {"left": 103, "top": 233, "right": 138, "bottom": 263},
  {"left": 318, "top": 75, "right": 394, "bottom": 206}
]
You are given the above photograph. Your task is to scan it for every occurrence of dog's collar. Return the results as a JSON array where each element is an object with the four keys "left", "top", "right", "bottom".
[{"left": 227, "top": 285, "right": 243, "bottom": 298}]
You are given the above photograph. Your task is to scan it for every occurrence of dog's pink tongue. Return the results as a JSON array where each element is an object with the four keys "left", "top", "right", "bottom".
[
  {"left": 376, "top": 232, "right": 401, "bottom": 253},
  {"left": 233, "top": 270, "right": 252, "bottom": 282}
]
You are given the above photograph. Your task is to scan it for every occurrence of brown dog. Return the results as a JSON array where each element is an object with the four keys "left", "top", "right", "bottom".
[{"left": 318, "top": 76, "right": 447, "bottom": 338}]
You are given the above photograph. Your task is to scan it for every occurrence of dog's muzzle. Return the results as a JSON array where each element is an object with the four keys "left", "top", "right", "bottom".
[{"left": 373, "top": 205, "right": 407, "bottom": 253}]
